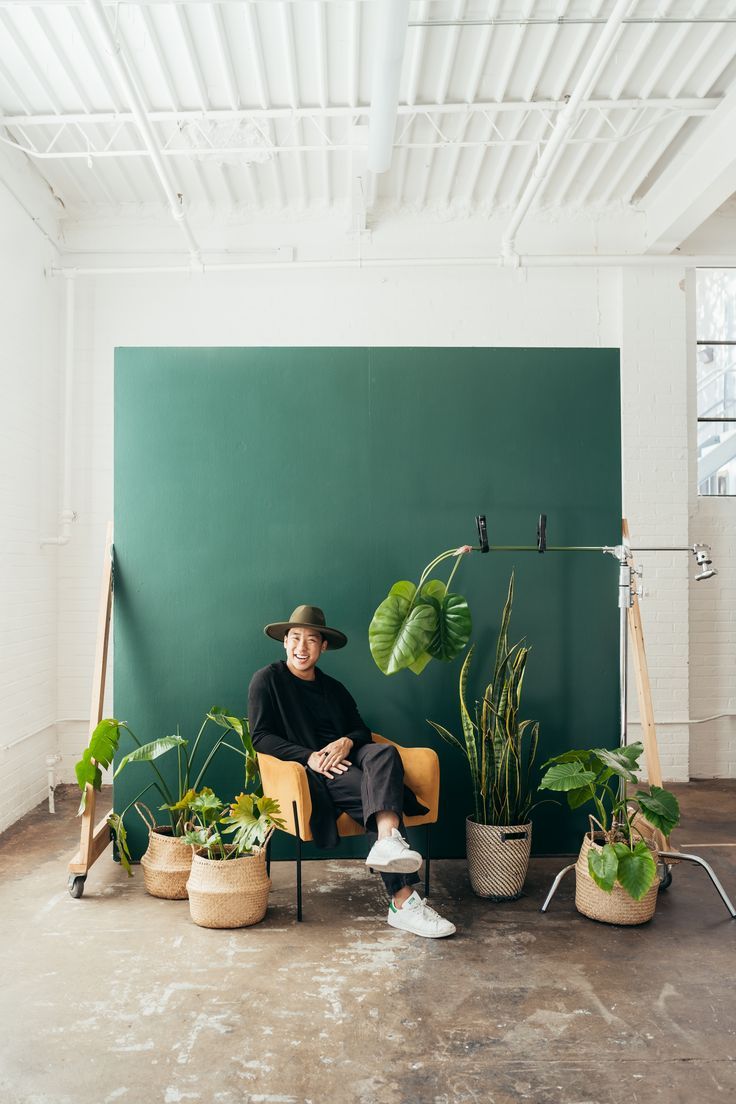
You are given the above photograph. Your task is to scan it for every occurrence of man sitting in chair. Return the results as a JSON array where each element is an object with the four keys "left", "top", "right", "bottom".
[{"left": 248, "top": 605, "right": 455, "bottom": 939}]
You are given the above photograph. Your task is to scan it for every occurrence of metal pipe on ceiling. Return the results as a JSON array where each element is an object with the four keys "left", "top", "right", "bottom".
[
  {"left": 366, "top": 0, "right": 410, "bottom": 174},
  {"left": 84, "top": 0, "right": 201, "bottom": 262},
  {"left": 410, "top": 17, "right": 736, "bottom": 26},
  {"left": 500, "top": 0, "right": 633, "bottom": 261}
]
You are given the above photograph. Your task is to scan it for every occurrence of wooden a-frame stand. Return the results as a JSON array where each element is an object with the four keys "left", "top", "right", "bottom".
[{"left": 67, "top": 521, "right": 114, "bottom": 899}]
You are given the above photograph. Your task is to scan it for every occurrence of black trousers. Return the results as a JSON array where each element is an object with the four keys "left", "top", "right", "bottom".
[{"left": 321, "top": 741, "right": 421, "bottom": 898}]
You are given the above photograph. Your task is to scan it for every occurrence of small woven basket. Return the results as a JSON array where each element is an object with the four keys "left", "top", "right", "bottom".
[
  {"left": 136, "top": 804, "right": 193, "bottom": 901},
  {"left": 186, "top": 846, "right": 272, "bottom": 929},
  {"left": 466, "top": 817, "right": 532, "bottom": 901},
  {"left": 575, "top": 829, "right": 660, "bottom": 926}
]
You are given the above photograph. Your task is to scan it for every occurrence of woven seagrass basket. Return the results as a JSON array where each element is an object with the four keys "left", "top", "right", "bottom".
[
  {"left": 575, "top": 832, "right": 660, "bottom": 926},
  {"left": 466, "top": 817, "right": 532, "bottom": 901},
  {"left": 186, "top": 847, "right": 271, "bottom": 929},
  {"left": 136, "top": 804, "right": 193, "bottom": 901}
]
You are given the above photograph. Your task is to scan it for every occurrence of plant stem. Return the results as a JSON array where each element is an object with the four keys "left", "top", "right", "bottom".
[
  {"left": 444, "top": 550, "right": 467, "bottom": 594},
  {"left": 188, "top": 716, "right": 210, "bottom": 788},
  {"left": 192, "top": 732, "right": 228, "bottom": 792}
]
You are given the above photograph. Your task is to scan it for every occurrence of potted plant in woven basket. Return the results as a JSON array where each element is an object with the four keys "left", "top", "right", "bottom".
[
  {"left": 538, "top": 742, "right": 680, "bottom": 925},
  {"left": 429, "top": 574, "right": 540, "bottom": 901},
  {"left": 183, "top": 790, "right": 285, "bottom": 929},
  {"left": 75, "top": 706, "right": 258, "bottom": 899}
]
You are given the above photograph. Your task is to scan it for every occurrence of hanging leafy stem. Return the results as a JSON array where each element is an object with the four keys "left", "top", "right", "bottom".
[
  {"left": 428, "top": 573, "right": 540, "bottom": 825},
  {"left": 369, "top": 545, "right": 473, "bottom": 676},
  {"left": 74, "top": 707, "right": 260, "bottom": 873},
  {"left": 538, "top": 743, "right": 681, "bottom": 901},
  {"left": 183, "top": 790, "right": 285, "bottom": 860}
]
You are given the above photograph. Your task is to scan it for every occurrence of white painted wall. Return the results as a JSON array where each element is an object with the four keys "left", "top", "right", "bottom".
[
  {"left": 2, "top": 247, "right": 733, "bottom": 834},
  {"left": 0, "top": 185, "right": 61, "bottom": 832}
]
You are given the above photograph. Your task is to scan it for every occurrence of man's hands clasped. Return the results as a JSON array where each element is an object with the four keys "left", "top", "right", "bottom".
[{"left": 307, "top": 736, "right": 353, "bottom": 777}]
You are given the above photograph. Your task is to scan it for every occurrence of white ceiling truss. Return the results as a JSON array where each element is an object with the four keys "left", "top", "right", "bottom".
[{"left": 1, "top": 0, "right": 736, "bottom": 265}]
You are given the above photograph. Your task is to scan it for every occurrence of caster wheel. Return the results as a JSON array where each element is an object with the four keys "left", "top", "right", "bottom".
[
  {"left": 68, "top": 875, "right": 87, "bottom": 899},
  {"left": 658, "top": 866, "right": 673, "bottom": 891}
]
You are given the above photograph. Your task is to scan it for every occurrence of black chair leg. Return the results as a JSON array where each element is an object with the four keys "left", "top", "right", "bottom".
[
  {"left": 293, "top": 800, "right": 303, "bottom": 922},
  {"left": 425, "top": 823, "right": 431, "bottom": 898}
]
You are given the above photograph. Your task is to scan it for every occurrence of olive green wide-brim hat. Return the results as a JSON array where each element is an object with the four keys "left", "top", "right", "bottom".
[{"left": 264, "top": 605, "right": 348, "bottom": 650}]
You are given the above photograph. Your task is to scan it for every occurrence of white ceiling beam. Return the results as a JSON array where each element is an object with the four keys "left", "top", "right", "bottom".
[
  {"left": 242, "top": 1, "right": 282, "bottom": 206},
  {"left": 84, "top": 0, "right": 201, "bottom": 257},
  {"left": 139, "top": 5, "right": 215, "bottom": 209},
  {"left": 3, "top": 99, "right": 717, "bottom": 128},
  {"left": 641, "top": 82, "right": 736, "bottom": 253},
  {"left": 439, "top": 0, "right": 498, "bottom": 208},
  {"left": 619, "top": 16, "right": 732, "bottom": 207},
  {"left": 500, "top": 0, "right": 632, "bottom": 258},
  {"left": 279, "top": 0, "right": 308, "bottom": 203},
  {"left": 414, "top": 0, "right": 464, "bottom": 209},
  {"left": 0, "top": 133, "right": 61, "bottom": 244},
  {"left": 314, "top": 0, "right": 331, "bottom": 204}
]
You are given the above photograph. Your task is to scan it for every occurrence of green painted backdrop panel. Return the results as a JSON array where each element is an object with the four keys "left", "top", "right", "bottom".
[{"left": 114, "top": 347, "right": 621, "bottom": 861}]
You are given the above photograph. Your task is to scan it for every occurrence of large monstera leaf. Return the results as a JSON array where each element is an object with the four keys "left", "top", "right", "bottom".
[
  {"left": 426, "top": 592, "right": 472, "bottom": 662},
  {"left": 369, "top": 581, "right": 438, "bottom": 675}
]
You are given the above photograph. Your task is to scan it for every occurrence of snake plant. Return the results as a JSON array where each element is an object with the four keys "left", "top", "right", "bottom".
[{"left": 428, "top": 573, "right": 540, "bottom": 825}]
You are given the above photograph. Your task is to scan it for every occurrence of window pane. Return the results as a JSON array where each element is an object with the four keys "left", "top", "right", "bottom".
[
  {"left": 697, "top": 268, "right": 736, "bottom": 342},
  {"left": 697, "top": 344, "right": 736, "bottom": 419},
  {"left": 696, "top": 268, "right": 736, "bottom": 496}
]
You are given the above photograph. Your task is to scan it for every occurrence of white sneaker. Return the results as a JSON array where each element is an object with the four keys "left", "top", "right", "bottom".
[
  {"left": 365, "top": 828, "right": 422, "bottom": 874},
  {"left": 387, "top": 891, "right": 456, "bottom": 939}
]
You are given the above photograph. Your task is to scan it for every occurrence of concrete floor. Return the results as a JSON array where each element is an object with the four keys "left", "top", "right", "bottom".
[{"left": 1, "top": 783, "right": 735, "bottom": 1104}]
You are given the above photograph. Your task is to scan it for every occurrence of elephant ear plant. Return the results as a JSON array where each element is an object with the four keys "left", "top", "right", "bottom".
[
  {"left": 369, "top": 545, "right": 473, "bottom": 676},
  {"left": 74, "top": 706, "right": 259, "bottom": 874},
  {"left": 538, "top": 742, "right": 680, "bottom": 901}
]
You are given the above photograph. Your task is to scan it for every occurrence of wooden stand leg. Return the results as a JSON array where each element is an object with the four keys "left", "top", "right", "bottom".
[{"left": 67, "top": 522, "right": 114, "bottom": 894}]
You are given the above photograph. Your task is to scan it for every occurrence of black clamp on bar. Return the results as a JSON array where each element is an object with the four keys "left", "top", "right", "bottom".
[
  {"left": 475, "top": 515, "right": 489, "bottom": 553},
  {"left": 537, "top": 514, "right": 547, "bottom": 553}
]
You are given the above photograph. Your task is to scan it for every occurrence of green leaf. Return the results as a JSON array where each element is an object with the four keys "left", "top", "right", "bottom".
[
  {"left": 419, "top": 579, "right": 446, "bottom": 602},
  {"left": 207, "top": 707, "right": 246, "bottom": 739},
  {"left": 389, "top": 580, "right": 416, "bottom": 602},
  {"left": 636, "top": 787, "right": 680, "bottom": 836},
  {"left": 538, "top": 762, "right": 597, "bottom": 792},
  {"left": 587, "top": 842, "right": 618, "bottom": 893},
  {"left": 615, "top": 840, "right": 657, "bottom": 900},
  {"left": 221, "top": 793, "right": 285, "bottom": 855},
  {"left": 567, "top": 785, "right": 597, "bottom": 811},
  {"left": 113, "top": 736, "right": 187, "bottom": 778},
  {"left": 408, "top": 651, "right": 433, "bottom": 675},
  {"left": 590, "top": 745, "right": 642, "bottom": 783},
  {"left": 369, "top": 593, "right": 437, "bottom": 675},
  {"left": 107, "top": 812, "right": 133, "bottom": 876},
  {"left": 75, "top": 718, "right": 127, "bottom": 801},
  {"left": 426, "top": 593, "right": 472, "bottom": 662},
  {"left": 426, "top": 719, "right": 465, "bottom": 754},
  {"left": 540, "top": 748, "right": 596, "bottom": 770},
  {"left": 162, "top": 787, "right": 200, "bottom": 813}
]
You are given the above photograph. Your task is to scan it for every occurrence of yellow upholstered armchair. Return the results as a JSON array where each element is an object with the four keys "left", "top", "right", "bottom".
[{"left": 257, "top": 734, "right": 440, "bottom": 920}]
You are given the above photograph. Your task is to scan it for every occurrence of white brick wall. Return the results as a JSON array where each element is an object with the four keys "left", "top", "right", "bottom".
[
  {"left": 2, "top": 245, "right": 734, "bottom": 834},
  {"left": 0, "top": 187, "right": 61, "bottom": 831},
  {"left": 689, "top": 495, "right": 736, "bottom": 776},
  {"left": 620, "top": 267, "right": 691, "bottom": 783}
]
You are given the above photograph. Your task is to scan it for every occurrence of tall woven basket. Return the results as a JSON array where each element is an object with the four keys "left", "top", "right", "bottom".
[
  {"left": 187, "top": 848, "right": 272, "bottom": 929},
  {"left": 466, "top": 817, "right": 532, "bottom": 901},
  {"left": 136, "top": 804, "right": 193, "bottom": 900},
  {"left": 575, "top": 832, "right": 660, "bottom": 926}
]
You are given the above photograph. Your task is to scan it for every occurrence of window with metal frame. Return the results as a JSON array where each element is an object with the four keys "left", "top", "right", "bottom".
[{"left": 696, "top": 268, "right": 736, "bottom": 496}]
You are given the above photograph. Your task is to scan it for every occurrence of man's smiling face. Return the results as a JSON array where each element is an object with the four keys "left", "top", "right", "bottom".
[{"left": 284, "top": 626, "right": 327, "bottom": 680}]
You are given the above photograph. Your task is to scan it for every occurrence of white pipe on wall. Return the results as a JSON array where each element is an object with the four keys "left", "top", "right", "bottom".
[
  {"left": 50, "top": 253, "right": 736, "bottom": 278},
  {"left": 41, "top": 275, "right": 76, "bottom": 546}
]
